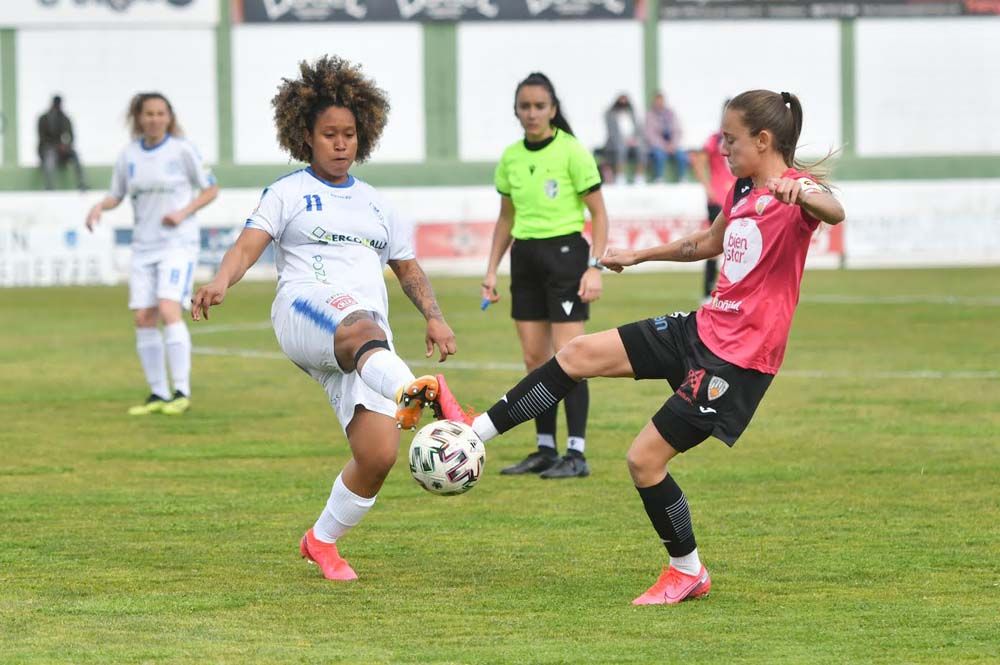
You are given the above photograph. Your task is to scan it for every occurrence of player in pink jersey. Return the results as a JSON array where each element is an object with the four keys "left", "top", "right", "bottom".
[
  {"left": 691, "top": 100, "right": 737, "bottom": 302},
  {"left": 463, "top": 89, "right": 844, "bottom": 604}
]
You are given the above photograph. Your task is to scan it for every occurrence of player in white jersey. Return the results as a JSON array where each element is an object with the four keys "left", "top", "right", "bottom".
[
  {"left": 86, "top": 93, "right": 218, "bottom": 416},
  {"left": 191, "top": 56, "right": 470, "bottom": 582}
]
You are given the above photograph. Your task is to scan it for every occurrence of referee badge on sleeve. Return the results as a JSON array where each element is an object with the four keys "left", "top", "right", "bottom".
[{"left": 708, "top": 376, "right": 729, "bottom": 401}]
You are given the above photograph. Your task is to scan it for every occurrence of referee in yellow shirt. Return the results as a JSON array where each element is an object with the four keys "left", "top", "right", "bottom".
[{"left": 481, "top": 72, "right": 610, "bottom": 479}]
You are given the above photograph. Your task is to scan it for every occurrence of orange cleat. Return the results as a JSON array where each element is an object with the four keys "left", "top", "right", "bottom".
[
  {"left": 430, "top": 374, "right": 476, "bottom": 426},
  {"left": 395, "top": 375, "right": 439, "bottom": 430},
  {"left": 299, "top": 529, "right": 358, "bottom": 581},
  {"left": 632, "top": 565, "right": 711, "bottom": 605}
]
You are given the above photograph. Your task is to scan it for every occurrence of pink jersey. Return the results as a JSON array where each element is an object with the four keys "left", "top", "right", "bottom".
[
  {"left": 696, "top": 168, "right": 822, "bottom": 374},
  {"left": 703, "top": 132, "right": 737, "bottom": 206}
]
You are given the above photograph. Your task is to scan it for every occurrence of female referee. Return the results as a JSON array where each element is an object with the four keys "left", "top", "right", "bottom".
[
  {"left": 481, "top": 72, "right": 609, "bottom": 480},
  {"left": 469, "top": 90, "right": 844, "bottom": 604},
  {"left": 85, "top": 93, "right": 218, "bottom": 416},
  {"left": 191, "top": 56, "right": 466, "bottom": 582}
]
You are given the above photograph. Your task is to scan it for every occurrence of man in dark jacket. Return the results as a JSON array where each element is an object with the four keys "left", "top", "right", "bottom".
[{"left": 38, "top": 95, "right": 87, "bottom": 190}]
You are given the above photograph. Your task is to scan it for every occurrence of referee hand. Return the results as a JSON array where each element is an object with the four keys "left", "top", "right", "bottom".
[{"left": 578, "top": 268, "right": 603, "bottom": 303}]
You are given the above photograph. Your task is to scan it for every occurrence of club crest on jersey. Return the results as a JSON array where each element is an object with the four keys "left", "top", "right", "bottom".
[
  {"left": 545, "top": 179, "right": 559, "bottom": 199},
  {"left": 708, "top": 376, "right": 729, "bottom": 401},
  {"left": 327, "top": 294, "right": 357, "bottom": 311},
  {"left": 755, "top": 195, "right": 773, "bottom": 215}
]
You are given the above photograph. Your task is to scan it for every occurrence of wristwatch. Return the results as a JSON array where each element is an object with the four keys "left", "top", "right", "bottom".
[{"left": 587, "top": 256, "right": 604, "bottom": 270}]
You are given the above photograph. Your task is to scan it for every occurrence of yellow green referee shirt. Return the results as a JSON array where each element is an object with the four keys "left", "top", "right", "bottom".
[{"left": 494, "top": 129, "right": 602, "bottom": 240}]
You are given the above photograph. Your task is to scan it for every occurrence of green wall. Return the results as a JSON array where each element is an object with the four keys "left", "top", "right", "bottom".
[{"left": 3, "top": 2, "right": 1000, "bottom": 191}]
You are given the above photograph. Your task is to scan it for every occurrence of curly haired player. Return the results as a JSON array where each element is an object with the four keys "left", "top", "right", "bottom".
[{"left": 192, "top": 56, "right": 467, "bottom": 581}]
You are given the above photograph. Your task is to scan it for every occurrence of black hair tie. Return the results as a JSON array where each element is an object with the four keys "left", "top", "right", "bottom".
[{"left": 781, "top": 91, "right": 792, "bottom": 105}]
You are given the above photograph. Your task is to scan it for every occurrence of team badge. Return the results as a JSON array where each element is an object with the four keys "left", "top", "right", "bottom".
[
  {"left": 708, "top": 376, "right": 729, "bottom": 401},
  {"left": 545, "top": 179, "right": 559, "bottom": 199},
  {"left": 755, "top": 195, "right": 773, "bottom": 215},
  {"left": 327, "top": 294, "right": 357, "bottom": 311}
]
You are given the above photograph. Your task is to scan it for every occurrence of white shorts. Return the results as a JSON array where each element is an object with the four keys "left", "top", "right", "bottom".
[
  {"left": 128, "top": 247, "right": 198, "bottom": 310},
  {"left": 271, "top": 286, "right": 397, "bottom": 433}
]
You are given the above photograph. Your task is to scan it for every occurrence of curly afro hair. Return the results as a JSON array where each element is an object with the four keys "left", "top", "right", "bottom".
[{"left": 272, "top": 55, "right": 390, "bottom": 164}]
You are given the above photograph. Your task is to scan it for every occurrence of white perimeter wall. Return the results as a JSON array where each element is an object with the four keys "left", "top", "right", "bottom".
[
  {"left": 855, "top": 17, "right": 1000, "bottom": 156},
  {"left": 3, "top": 181, "right": 1000, "bottom": 287},
  {"left": 659, "top": 20, "right": 841, "bottom": 157},
  {"left": 231, "top": 24, "right": 425, "bottom": 164},
  {"left": 16, "top": 28, "right": 219, "bottom": 166},
  {"left": 457, "top": 21, "right": 644, "bottom": 160}
]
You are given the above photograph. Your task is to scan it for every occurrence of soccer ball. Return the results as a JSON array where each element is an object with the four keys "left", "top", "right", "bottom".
[{"left": 408, "top": 420, "right": 485, "bottom": 496}]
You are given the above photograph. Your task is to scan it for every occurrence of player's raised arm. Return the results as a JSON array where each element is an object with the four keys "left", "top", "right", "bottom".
[
  {"left": 602, "top": 211, "right": 727, "bottom": 272},
  {"left": 191, "top": 226, "right": 271, "bottom": 321}
]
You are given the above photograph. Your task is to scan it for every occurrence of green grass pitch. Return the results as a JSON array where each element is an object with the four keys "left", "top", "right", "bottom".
[{"left": 1, "top": 268, "right": 998, "bottom": 664}]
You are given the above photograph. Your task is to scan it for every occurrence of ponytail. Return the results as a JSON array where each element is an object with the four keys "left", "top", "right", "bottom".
[{"left": 728, "top": 89, "right": 834, "bottom": 186}]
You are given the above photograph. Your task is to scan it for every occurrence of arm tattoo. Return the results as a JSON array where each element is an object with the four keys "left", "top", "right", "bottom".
[
  {"left": 679, "top": 239, "right": 699, "bottom": 260},
  {"left": 396, "top": 262, "right": 444, "bottom": 321}
]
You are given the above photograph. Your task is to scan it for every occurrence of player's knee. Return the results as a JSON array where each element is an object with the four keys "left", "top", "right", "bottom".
[
  {"left": 133, "top": 308, "right": 157, "bottom": 328},
  {"left": 555, "top": 336, "right": 591, "bottom": 378},
  {"left": 356, "top": 444, "right": 398, "bottom": 480},
  {"left": 333, "top": 313, "right": 384, "bottom": 370},
  {"left": 626, "top": 442, "right": 664, "bottom": 485},
  {"left": 521, "top": 349, "right": 551, "bottom": 370}
]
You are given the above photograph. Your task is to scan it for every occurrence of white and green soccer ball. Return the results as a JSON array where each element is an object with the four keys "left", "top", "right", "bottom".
[{"left": 408, "top": 420, "right": 485, "bottom": 496}]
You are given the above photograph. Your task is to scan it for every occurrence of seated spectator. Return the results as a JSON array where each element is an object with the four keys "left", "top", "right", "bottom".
[
  {"left": 645, "top": 92, "right": 688, "bottom": 183},
  {"left": 603, "top": 94, "right": 646, "bottom": 184},
  {"left": 38, "top": 95, "right": 87, "bottom": 191}
]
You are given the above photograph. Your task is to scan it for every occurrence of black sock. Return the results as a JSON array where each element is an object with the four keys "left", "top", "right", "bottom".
[
  {"left": 535, "top": 403, "right": 558, "bottom": 453},
  {"left": 636, "top": 474, "right": 697, "bottom": 557},
  {"left": 703, "top": 259, "right": 718, "bottom": 298},
  {"left": 486, "top": 358, "right": 578, "bottom": 435},
  {"left": 564, "top": 379, "right": 589, "bottom": 440}
]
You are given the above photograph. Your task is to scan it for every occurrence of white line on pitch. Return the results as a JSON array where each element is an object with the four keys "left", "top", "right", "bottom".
[{"left": 192, "top": 346, "right": 998, "bottom": 379}]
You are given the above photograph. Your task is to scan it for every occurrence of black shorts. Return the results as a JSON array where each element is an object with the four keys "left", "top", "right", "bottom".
[
  {"left": 618, "top": 312, "right": 773, "bottom": 452},
  {"left": 510, "top": 232, "right": 590, "bottom": 322}
]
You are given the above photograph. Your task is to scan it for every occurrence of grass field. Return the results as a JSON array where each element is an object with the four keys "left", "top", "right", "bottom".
[{"left": 2, "top": 267, "right": 999, "bottom": 664}]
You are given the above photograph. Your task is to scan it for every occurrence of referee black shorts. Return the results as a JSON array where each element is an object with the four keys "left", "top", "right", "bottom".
[
  {"left": 617, "top": 312, "right": 773, "bottom": 452},
  {"left": 509, "top": 232, "right": 590, "bottom": 323}
]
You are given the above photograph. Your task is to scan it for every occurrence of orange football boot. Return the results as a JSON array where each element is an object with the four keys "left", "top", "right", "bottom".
[
  {"left": 299, "top": 529, "right": 358, "bottom": 581},
  {"left": 632, "top": 565, "right": 711, "bottom": 605}
]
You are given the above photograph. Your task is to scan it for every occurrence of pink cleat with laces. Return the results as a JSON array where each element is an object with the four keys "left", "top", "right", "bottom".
[
  {"left": 299, "top": 529, "right": 358, "bottom": 581},
  {"left": 632, "top": 565, "right": 711, "bottom": 605},
  {"left": 430, "top": 374, "right": 476, "bottom": 425}
]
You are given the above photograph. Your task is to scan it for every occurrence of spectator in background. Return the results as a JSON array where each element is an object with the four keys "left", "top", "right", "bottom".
[
  {"left": 690, "top": 99, "right": 736, "bottom": 302},
  {"left": 645, "top": 92, "right": 687, "bottom": 183},
  {"left": 38, "top": 95, "right": 87, "bottom": 191},
  {"left": 603, "top": 94, "right": 646, "bottom": 185}
]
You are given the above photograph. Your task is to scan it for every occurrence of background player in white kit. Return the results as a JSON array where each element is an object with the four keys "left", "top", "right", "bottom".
[
  {"left": 86, "top": 93, "right": 218, "bottom": 416},
  {"left": 191, "top": 56, "right": 468, "bottom": 581}
]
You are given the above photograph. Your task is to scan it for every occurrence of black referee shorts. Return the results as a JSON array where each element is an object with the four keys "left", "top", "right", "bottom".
[
  {"left": 617, "top": 312, "right": 773, "bottom": 452},
  {"left": 509, "top": 232, "right": 590, "bottom": 323}
]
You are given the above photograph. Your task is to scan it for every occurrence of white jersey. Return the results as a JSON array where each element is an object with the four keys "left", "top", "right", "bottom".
[
  {"left": 245, "top": 168, "right": 415, "bottom": 321},
  {"left": 109, "top": 135, "right": 215, "bottom": 253}
]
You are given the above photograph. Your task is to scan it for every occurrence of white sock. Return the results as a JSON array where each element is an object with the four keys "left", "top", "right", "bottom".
[
  {"left": 135, "top": 327, "right": 170, "bottom": 399},
  {"left": 312, "top": 473, "right": 377, "bottom": 543},
  {"left": 670, "top": 548, "right": 702, "bottom": 576},
  {"left": 471, "top": 413, "right": 498, "bottom": 443},
  {"left": 357, "top": 349, "right": 415, "bottom": 401},
  {"left": 567, "top": 436, "right": 586, "bottom": 454},
  {"left": 163, "top": 321, "right": 191, "bottom": 397},
  {"left": 536, "top": 433, "right": 556, "bottom": 450}
]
